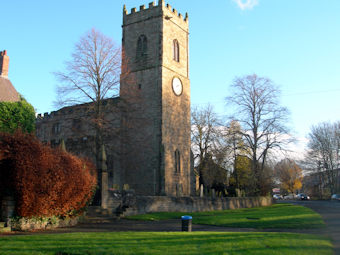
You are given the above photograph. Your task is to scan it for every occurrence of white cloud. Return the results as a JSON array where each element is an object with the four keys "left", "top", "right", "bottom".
[{"left": 233, "top": 0, "right": 259, "bottom": 10}]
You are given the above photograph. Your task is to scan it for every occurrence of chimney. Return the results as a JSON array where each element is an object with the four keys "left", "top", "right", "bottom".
[{"left": 0, "top": 50, "right": 9, "bottom": 77}]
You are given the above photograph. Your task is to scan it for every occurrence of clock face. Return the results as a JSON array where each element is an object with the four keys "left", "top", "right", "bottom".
[{"left": 172, "top": 77, "right": 183, "bottom": 96}]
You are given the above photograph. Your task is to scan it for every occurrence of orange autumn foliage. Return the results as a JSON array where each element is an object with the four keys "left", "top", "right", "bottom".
[{"left": 0, "top": 131, "right": 97, "bottom": 217}]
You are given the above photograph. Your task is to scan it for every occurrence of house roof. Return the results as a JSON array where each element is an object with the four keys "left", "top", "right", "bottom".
[{"left": 0, "top": 76, "right": 20, "bottom": 102}]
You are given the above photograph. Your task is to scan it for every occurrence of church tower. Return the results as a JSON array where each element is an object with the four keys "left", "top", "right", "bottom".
[{"left": 120, "top": 1, "right": 192, "bottom": 196}]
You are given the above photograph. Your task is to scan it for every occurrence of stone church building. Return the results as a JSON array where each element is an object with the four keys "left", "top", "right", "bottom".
[{"left": 36, "top": 1, "right": 195, "bottom": 199}]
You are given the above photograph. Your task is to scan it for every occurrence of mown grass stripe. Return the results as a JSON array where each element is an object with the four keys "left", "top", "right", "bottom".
[
  {"left": 0, "top": 232, "right": 333, "bottom": 255},
  {"left": 127, "top": 204, "right": 325, "bottom": 229}
]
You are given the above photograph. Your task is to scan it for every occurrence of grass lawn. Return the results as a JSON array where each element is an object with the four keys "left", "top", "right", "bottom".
[
  {"left": 127, "top": 204, "right": 325, "bottom": 229},
  {"left": 0, "top": 232, "right": 333, "bottom": 255}
]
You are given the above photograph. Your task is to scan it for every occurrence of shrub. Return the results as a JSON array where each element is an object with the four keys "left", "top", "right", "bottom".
[
  {"left": 0, "top": 96, "right": 36, "bottom": 134},
  {"left": 0, "top": 131, "right": 97, "bottom": 217}
]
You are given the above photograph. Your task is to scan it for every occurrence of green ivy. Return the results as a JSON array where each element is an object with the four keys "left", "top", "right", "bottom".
[{"left": 0, "top": 96, "right": 35, "bottom": 134}]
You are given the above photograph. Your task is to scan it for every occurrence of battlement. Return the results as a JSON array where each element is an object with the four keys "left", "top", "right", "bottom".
[
  {"left": 165, "top": 3, "right": 188, "bottom": 22},
  {"left": 123, "top": 1, "right": 188, "bottom": 23},
  {"left": 36, "top": 106, "right": 91, "bottom": 121},
  {"left": 36, "top": 109, "right": 70, "bottom": 121},
  {"left": 123, "top": 1, "right": 158, "bottom": 15},
  {"left": 36, "top": 98, "right": 120, "bottom": 121}
]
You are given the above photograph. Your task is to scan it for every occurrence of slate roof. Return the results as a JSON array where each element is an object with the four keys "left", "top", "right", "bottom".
[{"left": 0, "top": 76, "right": 20, "bottom": 102}]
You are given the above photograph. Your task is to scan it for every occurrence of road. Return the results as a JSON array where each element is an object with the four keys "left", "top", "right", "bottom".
[{"left": 282, "top": 200, "right": 340, "bottom": 255}]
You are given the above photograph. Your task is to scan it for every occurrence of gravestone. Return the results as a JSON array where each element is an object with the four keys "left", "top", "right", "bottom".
[
  {"left": 1, "top": 196, "right": 15, "bottom": 226},
  {"left": 100, "top": 145, "right": 109, "bottom": 209}
]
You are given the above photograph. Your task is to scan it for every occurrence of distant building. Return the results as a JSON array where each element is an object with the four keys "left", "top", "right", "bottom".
[
  {"left": 303, "top": 168, "right": 340, "bottom": 198},
  {"left": 0, "top": 50, "right": 20, "bottom": 102},
  {"left": 36, "top": 1, "right": 195, "bottom": 200}
]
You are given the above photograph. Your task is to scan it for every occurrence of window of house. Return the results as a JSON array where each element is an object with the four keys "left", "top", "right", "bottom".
[
  {"left": 72, "top": 119, "right": 82, "bottom": 132},
  {"left": 136, "top": 35, "right": 147, "bottom": 60},
  {"left": 52, "top": 123, "right": 61, "bottom": 135},
  {"left": 173, "top": 39, "right": 179, "bottom": 62},
  {"left": 50, "top": 139, "right": 61, "bottom": 147},
  {"left": 174, "top": 149, "right": 181, "bottom": 173}
]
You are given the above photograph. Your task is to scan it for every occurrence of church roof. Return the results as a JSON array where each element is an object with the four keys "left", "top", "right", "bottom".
[{"left": 0, "top": 76, "right": 20, "bottom": 102}]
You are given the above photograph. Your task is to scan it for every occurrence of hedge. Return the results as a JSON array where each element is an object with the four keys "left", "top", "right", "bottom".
[
  {"left": 0, "top": 131, "right": 97, "bottom": 217},
  {"left": 0, "top": 97, "right": 35, "bottom": 134}
]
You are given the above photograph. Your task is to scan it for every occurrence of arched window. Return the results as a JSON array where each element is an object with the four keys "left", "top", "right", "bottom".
[
  {"left": 174, "top": 149, "right": 181, "bottom": 173},
  {"left": 52, "top": 123, "right": 61, "bottom": 135},
  {"left": 136, "top": 35, "right": 147, "bottom": 60},
  {"left": 173, "top": 39, "right": 179, "bottom": 62}
]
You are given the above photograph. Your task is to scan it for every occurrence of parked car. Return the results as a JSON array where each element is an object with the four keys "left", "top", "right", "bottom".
[
  {"left": 273, "top": 194, "right": 283, "bottom": 200},
  {"left": 283, "top": 194, "right": 295, "bottom": 200},
  {"left": 331, "top": 194, "right": 340, "bottom": 201},
  {"left": 297, "top": 193, "right": 310, "bottom": 200}
]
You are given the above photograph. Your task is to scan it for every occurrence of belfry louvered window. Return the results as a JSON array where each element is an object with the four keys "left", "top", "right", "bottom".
[
  {"left": 175, "top": 149, "right": 181, "bottom": 173},
  {"left": 136, "top": 35, "right": 147, "bottom": 60},
  {"left": 173, "top": 39, "right": 179, "bottom": 62}
]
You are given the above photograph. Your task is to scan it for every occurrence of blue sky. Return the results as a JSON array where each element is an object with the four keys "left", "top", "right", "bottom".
[{"left": 2, "top": 0, "right": 340, "bottom": 153}]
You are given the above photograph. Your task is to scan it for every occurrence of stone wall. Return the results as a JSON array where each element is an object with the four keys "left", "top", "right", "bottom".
[
  {"left": 161, "top": 5, "right": 191, "bottom": 196},
  {"left": 124, "top": 196, "right": 273, "bottom": 216},
  {"left": 120, "top": 1, "right": 193, "bottom": 196},
  {"left": 121, "top": 3, "right": 164, "bottom": 195},
  {"left": 36, "top": 98, "right": 122, "bottom": 191}
]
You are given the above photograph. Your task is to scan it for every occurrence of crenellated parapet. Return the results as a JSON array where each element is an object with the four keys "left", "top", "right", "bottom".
[
  {"left": 123, "top": 1, "right": 188, "bottom": 26},
  {"left": 36, "top": 105, "right": 85, "bottom": 121},
  {"left": 36, "top": 111, "right": 57, "bottom": 121},
  {"left": 123, "top": 1, "right": 159, "bottom": 16},
  {"left": 36, "top": 98, "right": 120, "bottom": 122},
  {"left": 164, "top": 3, "right": 188, "bottom": 23}
]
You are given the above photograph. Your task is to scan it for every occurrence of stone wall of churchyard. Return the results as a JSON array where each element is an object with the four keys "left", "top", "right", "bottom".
[{"left": 124, "top": 196, "right": 273, "bottom": 216}]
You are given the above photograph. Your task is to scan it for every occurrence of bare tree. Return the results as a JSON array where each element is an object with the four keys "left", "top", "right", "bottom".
[
  {"left": 226, "top": 74, "right": 291, "bottom": 195},
  {"left": 306, "top": 121, "right": 340, "bottom": 195},
  {"left": 191, "top": 104, "right": 220, "bottom": 165},
  {"left": 54, "top": 28, "right": 132, "bottom": 203},
  {"left": 54, "top": 28, "right": 130, "bottom": 156},
  {"left": 55, "top": 28, "right": 127, "bottom": 106},
  {"left": 191, "top": 104, "right": 227, "bottom": 190}
]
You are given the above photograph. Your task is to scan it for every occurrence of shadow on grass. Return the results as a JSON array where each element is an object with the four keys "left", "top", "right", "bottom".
[
  {"left": 127, "top": 204, "right": 325, "bottom": 229},
  {"left": 0, "top": 232, "right": 333, "bottom": 255}
]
